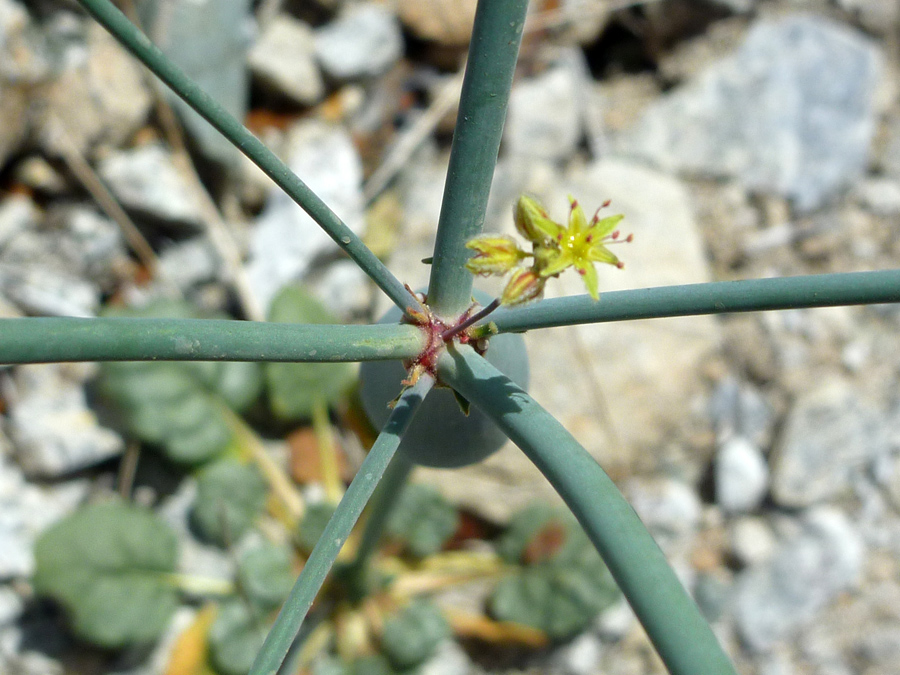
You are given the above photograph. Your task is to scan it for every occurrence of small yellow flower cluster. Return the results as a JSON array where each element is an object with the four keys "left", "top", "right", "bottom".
[{"left": 465, "top": 195, "right": 631, "bottom": 305}]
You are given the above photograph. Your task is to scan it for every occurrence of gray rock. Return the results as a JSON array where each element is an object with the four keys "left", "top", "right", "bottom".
[
  {"left": 246, "top": 120, "right": 365, "bottom": 311},
  {"left": 36, "top": 21, "right": 152, "bottom": 157},
  {"left": 6, "top": 364, "right": 124, "bottom": 477},
  {"left": 771, "top": 382, "right": 891, "bottom": 507},
  {"left": 716, "top": 436, "right": 769, "bottom": 514},
  {"left": 157, "top": 237, "right": 220, "bottom": 292},
  {"left": 622, "top": 15, "right": 883, "bottom": 211},
  {"left": 733, "top": 508, "right": 863, "bottom": 652},
  {"left": 506, "top": 51, "right": 583, "bottom": 162},
  {"left": 314, "top": 4, "right": 403, "bottom": 80},
  {"left": 138, "top": 0, "right": 252, "bottom": 167},
  {"left": 0, "top": 197, "right": 103, "bottom": 316},
  {"left": 0, "top": 449, "right": 88, "bottom": 578},
  {"left": 249, "top": 15, "right": 323, "bottom": 106},
  {"left": 98, "top": 144, "right": 205, "bottom": 229},
  {"left": 709, "top": 376, "right": 775, "bottom": 448},
  {"left": 46, "top": 205, "right": 128, "bottom": 290}
]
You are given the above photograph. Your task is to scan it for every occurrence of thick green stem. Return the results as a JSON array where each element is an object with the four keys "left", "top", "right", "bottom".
[
  {"left": 74, "top": 0, "right": 418, "bottom": 314},
  {"left": 490, "top": 269, "right": 900, "bottom": 333},
  {"left": 0, "top": 318, "right": 423, "bottom": 364},
  {"left": 248, "top": 375, "right": 433, "bottom": 675},
  {"left": 438, "top": 346, "right": 738, "bottom": 675},
  {"left": 426, "top": 0, "right": 528, "bottom": 318}
]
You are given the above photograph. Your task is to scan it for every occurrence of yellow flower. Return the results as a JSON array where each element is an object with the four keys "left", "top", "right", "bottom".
[
  {"left": 465, "top": 236, "right": 528, "bottom": 276},
  {"left": 537, "top": 196, "right": 627, "bottom": 301}
]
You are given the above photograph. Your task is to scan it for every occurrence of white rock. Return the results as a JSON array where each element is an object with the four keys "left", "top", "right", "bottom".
[
  {"left": 417, "top": 639, "right": 471, "bottom": 675},
  {"left": 246, "top": 120, "right": 365, "bottom": 311},
  {"left": 625, "top": 476, "right": 702, "bottom": 556},
  {"left": 622, "top": 16, "right": 883, "bottom": 211},
  {"left": 6, "top": 364, "right": 124, "bottom": 477},
  {"left": 314, "top": 4, "right": 402, "bottom": 80},
  {"left": 249, "top": 15, "right": 323, "bottom": 105},
  {"left": 729, "top": 516, "right": 777, "bottom": 567},
  {"left": 158, "top": 238, "right": 220, "bottom": 292},
  {"left": 716, "top": 436, "right": 769, "bottom": 513},
  {"left": 98, "top": 144, "right": 205, "bottom": 228},
  {"left": 855, "top": 177, "right": 900, "bottom": 215},
  {"left": 0, "top": 449, "right": 88, "bottom": 578},
  {"left": 555, "top": 630, "right": 604, "bottom": 675},
  {"left": 506, "top": 51, "right": 583, "bottom": 162},
  {"left": 0, "top": 195, "right": 34, "bottom": 249},
  {"left": 595, "top": 600, "right": 635, "bottom": 641},
  {"left": 308, "top": 259, "right": 373, "bottom": 321},
  {"left": 0, "top": 586, "right": 22, "bottom": 626}
]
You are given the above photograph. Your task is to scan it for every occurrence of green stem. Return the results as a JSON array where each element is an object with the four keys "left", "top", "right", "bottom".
[
  {"left": 426, "top": 0, "right": 529, "bottom": 318},
  {"left": 74, "top": 0, "right": 419, "bottom": 314},
  {"left": 490, "top": 269, "right": 900, "bottom": 333},
  {"left": 248, "top": 375, "right": 433, "bottom": 675},
  {"left": 438, "top": 346, "right": 738, "bottom": 675},
  {"left": 348, "top": 452, "right": 414, "bottom": 573},
  {"left": 0, "top": 318, "right": 423, "bottom": 364}
]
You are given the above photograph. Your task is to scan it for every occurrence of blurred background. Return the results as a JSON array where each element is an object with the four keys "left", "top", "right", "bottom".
[{"left": 1, "top": 0, "right": 900, "bottom": 673}]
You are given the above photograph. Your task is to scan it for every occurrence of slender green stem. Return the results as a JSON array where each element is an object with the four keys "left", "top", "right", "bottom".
[
  {"left": 427, "top": 0, "right": 528, "bottom": 318},
  {"left": 0, "top": 318, "right": 423, "bottom": 364},
  {"left": 248, "top": 375, "right": 433, "bottom": 675},
  {"left": 74, "top": 0, "right": 419, "bottom": 314},
  {"left": 438, "top": 346, "right": 738, "bottom": 675},
  {"left": 348, "top": 453, "right": 414, "bottom": 573},
  {"left": 490, "top": 269, "right": 900, "bottom": 333}
]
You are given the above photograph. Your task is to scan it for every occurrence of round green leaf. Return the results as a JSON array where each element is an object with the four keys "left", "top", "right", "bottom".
[
  {"left": 208, "top": 600, "right": 268, "bottom": 675},
  {"left": 191, "top": 460, "right": 268, "bottom": 546},
  {"left": 33, "top": 501, "right": 179, "bottom": 648},
  {"left": 490, "top": 505, "right": 620, "bottom": 639},
  {"left": 385, "top": 484, "right": 458, "bottom": 558},
  {"left": 237, "top": 543, "right": 295, "bottom": 610},
  {"left": 380, "top": 599, "right": 449, "bottom": 669}
]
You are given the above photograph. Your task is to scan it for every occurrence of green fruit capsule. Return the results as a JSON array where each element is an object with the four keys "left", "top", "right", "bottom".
[{"left": 359, "top": 291, "right": 529, "bottom": 468}]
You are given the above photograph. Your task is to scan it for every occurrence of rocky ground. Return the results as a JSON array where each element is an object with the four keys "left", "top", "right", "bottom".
[{"left": 2, "top": 0, "right": 900, "bottom": 673}]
